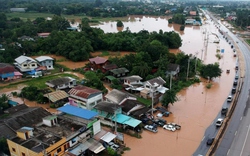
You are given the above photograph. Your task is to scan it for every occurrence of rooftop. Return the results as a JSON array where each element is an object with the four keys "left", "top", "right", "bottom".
[
  {"left": 110, "top": 67, "right": 129, "bottom": 75},
  {"left": 15, "top": 55, "right": 36, "bottom": 64},
  {"left": 68, "top": 85, "right": 102, "bottom": 99},
  {"left": 35, "top": 56, "right": 54, "bottom": 62},
  {"left": 123, "top": 75, "right": 143, "bottom": 82},
  {"left": 89, "top": 56, "right": 107, "bottom": 65},
  {"left": 57, "top": 105, "right": 98, "bottom": 120},
  {"left": 46, "top": 77, "right": 75, "bottom": 86},
  {"left": 93, "top": 101, "right": 121, "bottom": 114},
  {"left": 146, "top": 76, "right": 166, "bottom": 87},
  {"left": 105, "top": 89, "right": 129, "bottom": 104},
  {"left": 43, "top": 90, "right": 69, "bottom": 103}
]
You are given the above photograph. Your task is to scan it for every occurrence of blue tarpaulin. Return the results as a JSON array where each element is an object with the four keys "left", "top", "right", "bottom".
[
  {"left": 57, "top": 105, "right": 98, "bottom": 120},
  {"left": 221, "top": 49, "right": 225, "bottom": 53}
]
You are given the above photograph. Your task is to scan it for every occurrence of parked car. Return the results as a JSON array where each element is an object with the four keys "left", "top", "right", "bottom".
[
  {"left": 233, "top": 80, "right": 238, "bottom": 86},
  {"left": 231, "top": 88, "right": 236, "bottom": 94},
  {"left": 235, "top": 65, "right": 238, "bottom": 70},
  {"left": 227, "top": 95, "right": 232, "bottom": 102},
  {"left": 163, "top": 124, "right": 176, "bottom": 132},
  {"left": 108, "top": 142, "right": 119, "bottom": 151},
  {"left": 154, "top": 119, "right": 166, "bottom": 127},
  {"left": 32, "top": 75, "right": 40, "bottom": 78},
  {"left": 170, "top": 123, "right": 181, "bottom": 130},
  {"left": 216, "top": 118, "right": 224, "bottom": 127},
  {"left": 221, "top": 107, "right": 228, "bottom": 115},
  {"left": 156, "top": 106, "right": 168, "bottom": 113},
  {"left": 206, "top": 137, "right": 215, "bottom": 145},
  {"left": 144, "top": 125, "right": 158, "bottom": 133}
]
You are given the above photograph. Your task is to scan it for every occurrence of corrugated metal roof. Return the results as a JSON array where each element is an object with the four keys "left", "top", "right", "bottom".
[
  {"left": 89, "top": 56, "right": 107, "bottom": 64},
  {"left": 35, "top": 56, "right": 54, "bottom": 62},
  {"left": 44, "top": 90, "right": 68, "bottom": 103},
  {"left": 57, "top": 105, "right": 98, "bottom": 120},
  {"left": 110, "top": 67, "right": 129, "bottom": 75},
  {"left": 15, "top": 55, "right": 36, "bottom": 64},
  {"left": 68, "top": 85, "right": 102, "bottom": 99}
]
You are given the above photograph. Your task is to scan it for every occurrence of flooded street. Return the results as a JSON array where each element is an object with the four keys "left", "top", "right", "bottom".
[{"left": 92, "top": 16, "right": 238, "bottom": 155}]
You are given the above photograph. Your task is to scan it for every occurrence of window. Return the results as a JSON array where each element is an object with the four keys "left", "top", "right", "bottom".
[
  {"left": 22, "top": 152, "right": 25, "bottom": 156},
  {"left": 31, "top": 64, "right": 36, "bottom": 67},
  {"left": 57, "top": 147, "right": 61, "bottom": 153},
  {"left": 23, "top": 64, "right": 27, "bottom": 67},
  {"left": 12, "top": 148, "right": 16, "bottom": 152}
]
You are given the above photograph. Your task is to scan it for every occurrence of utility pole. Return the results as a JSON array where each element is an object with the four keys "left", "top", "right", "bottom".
[
  {"left": 151, "top": 87, "right": 155, "bottom": 116},
  {"left": 186, "top": 59, "right": 190, "bottom": 81},
  {"left": 170, "top": 74, "right": 172, "bottom": 90}
]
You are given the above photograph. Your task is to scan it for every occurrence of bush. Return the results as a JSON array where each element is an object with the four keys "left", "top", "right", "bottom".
[
  {"left": 180, "top": 25, "right": 185, "bottom": 31},
  {"left": 117, "top": 20, "right": 124, "bottom": 27}
]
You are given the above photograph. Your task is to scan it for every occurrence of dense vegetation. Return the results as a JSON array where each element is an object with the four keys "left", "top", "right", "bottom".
[{"left": 0, "top": 13, "right": 182, "bottom": 62}]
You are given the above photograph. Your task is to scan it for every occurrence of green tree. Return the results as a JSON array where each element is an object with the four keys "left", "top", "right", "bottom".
[
  {"left": 199, "top": 63, "right": 222, "bottom": 80},
  {"left": 84, "top": 71, "right": 105, "bottom": 91},
  {"left": 0, "top": 94, "right": 9, "bottom": 110},
  {"left": 116, "top": 20, "right": 124, "bottom": 27},
  {"left": 161, "top": 90, "right": 178, "bottom": 107},
  {"left": 0, "top": 137, "right": 9, "bottom": 154}
]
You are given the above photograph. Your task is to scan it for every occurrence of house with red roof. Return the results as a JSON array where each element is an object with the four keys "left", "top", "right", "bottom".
[
  {"left": 89, "top": 56, "right": 108, "bottom": 71},
  {"left": 68, "top": 85, "right": 103, "bottom": 110},
  {"left": 0, "top": 63, "right": 16, "bottom": 81}
]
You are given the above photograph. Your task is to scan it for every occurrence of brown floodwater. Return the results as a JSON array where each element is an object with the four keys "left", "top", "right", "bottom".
[
  {"left": 92, "top": 16, "right": 238, "bottom": 156},
  {"left": 0, "top": 16, "right": 240, "bottom": 156}
]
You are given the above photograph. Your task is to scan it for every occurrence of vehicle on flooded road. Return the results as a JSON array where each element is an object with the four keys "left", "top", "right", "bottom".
[
  {"left": 144, "top": 125, "right": 158, "bottom": 133},
  {"left": 206, "top": 137, "right": 215, "bottom": 145},
  {"left": 163, "top": 124, "right": 176, "bottom": 132},
  {"left": 216, "top": 118, "right": 224, "bottom": 127}
]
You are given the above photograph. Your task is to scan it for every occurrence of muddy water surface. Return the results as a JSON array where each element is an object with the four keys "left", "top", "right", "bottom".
[
  {"left": 91, "top": 16, "right": 238, "bottom": 156},
  {"left": 1, "top": 15, "right": 240, "bottom": 156}
]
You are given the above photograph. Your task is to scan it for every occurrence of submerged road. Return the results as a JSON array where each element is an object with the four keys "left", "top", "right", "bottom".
[{"left": 215, "top": 24, "right": 250, "bottom": 156}]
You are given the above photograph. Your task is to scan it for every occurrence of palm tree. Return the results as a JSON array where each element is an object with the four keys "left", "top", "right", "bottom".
[{"left": 161, "top": 90, "right": 178, "bottom": 108}]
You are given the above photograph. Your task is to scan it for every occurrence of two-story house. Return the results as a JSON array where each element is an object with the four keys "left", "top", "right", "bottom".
[
  {"left": 123, "top": 75, "right": 144, "bottom": 92},
  {"left": 14, "top": 55, "right": 38, "bottom": 72},
  {"left": 46, "top": 77, "right": 77, "bottom": 90},
  {"left": 140, "top": 76, "right": 168, "bottom": 100},
  {"left": 68, "top": 85, "right": 103, "bottom": 110},
  {"left": 35, "top": 56, "right": 54, "bottom": 70},
  {"left": 0, "top": 63, "right": 16, "bottom": 81}
]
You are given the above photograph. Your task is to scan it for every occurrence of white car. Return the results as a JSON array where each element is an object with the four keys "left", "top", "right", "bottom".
[
  {"left": 144, "top": 125, "right": 158, "bottom": 133},
  {"left": 163, "top": 124, "right": 176, "bottom": 132},
  {"left": 216, "top": 118, "right": 224, "bottom": 127},
  {"left": 227, "top": 95, "right": 232, "bottom": 102},
  {"left": 32, "top": 75, "right": 40, "bottom": 78}
]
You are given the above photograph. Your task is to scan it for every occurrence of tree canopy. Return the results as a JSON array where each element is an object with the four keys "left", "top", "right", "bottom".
[{"left": 199, "top": 63, "right": 222, "bottom": 80}]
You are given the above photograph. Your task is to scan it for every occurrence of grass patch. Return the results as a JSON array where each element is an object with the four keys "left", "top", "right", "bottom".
[
  {"left": 101, "top": 51, "right": 110, "bottom": 56},
  {"left": 206, "top": 83, "right": 212, "bottom": 89},
  {"left": 246, "top": 39, "right": 250, "bottom": 45},
  {"left": 0, "top": 73, "right": 79, "bottom": 89},
  {"left": 136, "top": 96, "right": 151, "bottom": 107}
]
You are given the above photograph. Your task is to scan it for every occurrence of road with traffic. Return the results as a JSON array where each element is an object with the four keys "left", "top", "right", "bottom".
[
  {"left": 215, "top": 20, "right": 250, "bottom": 156},
  {"left": 193, "top": 10, "right": 247, "bottom": 156}
]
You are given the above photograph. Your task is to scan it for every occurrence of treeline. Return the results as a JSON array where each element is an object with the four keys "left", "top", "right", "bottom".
[
  {"left": 0, "top": 0, "right": 183, "bottom": 17},
  {"left": 0, "top": 13, "right": 182, "bottom": 62}
]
